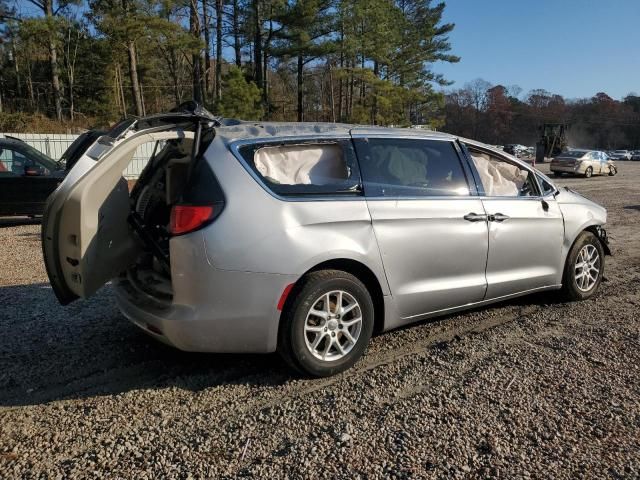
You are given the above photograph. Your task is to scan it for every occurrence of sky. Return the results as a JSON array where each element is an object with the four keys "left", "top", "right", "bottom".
[{"left": 436, "top": 0, "right": 640, "bottom": 100}]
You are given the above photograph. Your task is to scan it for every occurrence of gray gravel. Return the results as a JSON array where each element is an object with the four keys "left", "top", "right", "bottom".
[{"left": 1, "top": 163, "right": 639, "bottom": 479}]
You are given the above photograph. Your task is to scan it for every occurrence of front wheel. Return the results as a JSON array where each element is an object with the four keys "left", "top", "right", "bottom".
[
  {"left": 278, "top": 270, "right": 374, "bottom": 377},
  {"left": 559, "top": 231, "right": 605, "bottom": 301},
  {"left": 584, "top": 166, "right": 593, "bottom": 178},
  {"left": 608, "top": 166, "right": 617, "bottom": 176}
]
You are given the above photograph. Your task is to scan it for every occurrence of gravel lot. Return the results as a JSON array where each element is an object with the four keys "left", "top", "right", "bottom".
[{"left": 1, "top": 163, "right": 639, "bottom": 479}]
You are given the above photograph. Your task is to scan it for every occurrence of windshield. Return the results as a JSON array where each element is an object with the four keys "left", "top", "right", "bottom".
[{"left": 19, "top": 143, "right": 60, "bottom": 170}]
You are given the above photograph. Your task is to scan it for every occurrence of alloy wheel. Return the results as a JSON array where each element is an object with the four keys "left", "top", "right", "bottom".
[
  {"left": 575, "top": 244, "right": 600, "bottom": 292},
  {"left": 304, "top": 290, "right": 363, "bottom": 361}
]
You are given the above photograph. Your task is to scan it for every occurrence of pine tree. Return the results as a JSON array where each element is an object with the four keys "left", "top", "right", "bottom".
[
  {"left": 271, "top": 0, "right": 335, "bottom": 121},
  {"left": 216, "top": 66, "right": 263, "bottom": 118}
]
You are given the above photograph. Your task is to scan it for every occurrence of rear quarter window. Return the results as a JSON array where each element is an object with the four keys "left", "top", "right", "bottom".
[{"left": 238, "top": 140, "right": 362, "bottom": 197}]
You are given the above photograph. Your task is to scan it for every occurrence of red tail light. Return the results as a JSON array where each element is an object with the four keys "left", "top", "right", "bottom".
[{"left": 170, "top": 205, "right": 214, "bottom": 235}]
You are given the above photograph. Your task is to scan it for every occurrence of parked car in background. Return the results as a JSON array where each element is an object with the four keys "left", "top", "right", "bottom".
[
  {"left": 0, "top": 130, "right": 106, "bottom": 217},
  {"left": 609, "top": 150, "right": 632, "bottom": 161},
  {"left": 41, "top": 109, "right": 612, "bottom": 377},
  {"left": 0, "top": 137, "right": 66, "bottom": 217},
  {"left": 630, "top": 150, "right": 640, "bottom": 161},
  {"left": 551, "top": 149, "right": 616, "bottom": 178},
  {"left": 503, "top": 144, "right": 520, "bottom": 156}
]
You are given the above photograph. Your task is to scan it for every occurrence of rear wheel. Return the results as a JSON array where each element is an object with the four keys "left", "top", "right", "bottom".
[
  {"left": 559, "top": 231, "right": 605, "bottom": 301},
  {"left": 584, "top": 166, "right": 593, "bottom": 178},
  {"left": 278, "top": 270, "right": 374, "bottom": 377}
]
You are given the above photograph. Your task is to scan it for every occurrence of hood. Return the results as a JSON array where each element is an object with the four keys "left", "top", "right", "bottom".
[{"left": 555, "top": 187, "right": 607, "bottom": 222}]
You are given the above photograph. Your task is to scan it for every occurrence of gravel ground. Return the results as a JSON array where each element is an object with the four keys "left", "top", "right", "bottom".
[{"left": 1, "top": 163, "right": 639, "bottom": 479}]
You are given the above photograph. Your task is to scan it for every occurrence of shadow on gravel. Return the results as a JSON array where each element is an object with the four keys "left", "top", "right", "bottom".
[
  {"left": 0, "top": 217, "right": 41, "bottom": 228},
  {"left": 0, "top": 282, "right": 291, "bottom": 408},
  {"left": 623, "top": 205, "right": 640, "bottom": 211},
  {"left": 0, "top": 280, "right": 559, "bottom": 408}
]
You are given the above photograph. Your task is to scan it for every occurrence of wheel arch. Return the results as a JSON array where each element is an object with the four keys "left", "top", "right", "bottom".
[
  {"left": 279, "top": 258, "right": 386, "bottom": 335},
  {"left": 585, "top": 225, "right": 612, "bottom": 256}
]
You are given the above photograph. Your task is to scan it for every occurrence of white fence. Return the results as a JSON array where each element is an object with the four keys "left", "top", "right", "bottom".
[{"left": 1, "top": 132, "right": 154, "bottom": 179}]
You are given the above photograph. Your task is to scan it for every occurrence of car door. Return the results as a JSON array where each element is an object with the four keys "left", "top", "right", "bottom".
[
  {"left": 0, "top": 146, "right": 25, "bottom": 216},
  {"left": 42, "top": 123, "right": 195, "bottom": 305},
  {"left": 352, "top": 132, "right": 489, "bottom": 321},
  {"left": 0, "top": 144, "right": 61, "bottom": 216},
  {"left": 465, "top": 145, "right": 565, "bottom": 299}
]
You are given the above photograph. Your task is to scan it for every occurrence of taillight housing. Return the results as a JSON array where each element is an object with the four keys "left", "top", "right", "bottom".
[
  {"left": 170, "top": 156, "right": 225, "bottom": 236},
  {"left": 169, "top": 205, "right": 214, "bottom": 236}
]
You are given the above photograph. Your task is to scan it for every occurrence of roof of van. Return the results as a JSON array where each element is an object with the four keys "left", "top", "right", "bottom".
[{"left": 213, "top": 121, "right": 457, "bottom": 144}]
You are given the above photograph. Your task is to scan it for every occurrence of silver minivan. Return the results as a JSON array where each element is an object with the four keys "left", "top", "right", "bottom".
[{"left": 42, "top": 109, "right": 611, "bottom": 376}]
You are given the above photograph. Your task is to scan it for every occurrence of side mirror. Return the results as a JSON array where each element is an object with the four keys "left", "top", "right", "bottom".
[{"left": 24, "top": 165, "right": 43, "bottom": 176}]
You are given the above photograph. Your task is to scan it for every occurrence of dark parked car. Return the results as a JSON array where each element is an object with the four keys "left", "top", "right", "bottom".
[
  {"left": 0, "top": 137, "right": 66, "bottom": 217},
  {"left": 630, "top": 150, "right": 640, "bottom": 161},
  {"left": 0, "top": 131, "right": 105, "bottom": 217}
]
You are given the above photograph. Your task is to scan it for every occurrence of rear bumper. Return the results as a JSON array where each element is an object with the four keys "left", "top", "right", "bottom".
[
  {"left": 550, "top": 163, "right": 583, "bottom": 173},
  {"left": 114, "top": 232, "right": 297, "bottom": 353}
]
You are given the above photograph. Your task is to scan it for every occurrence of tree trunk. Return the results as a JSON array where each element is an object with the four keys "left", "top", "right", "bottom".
[
  {"left": 232, "top": 0, "right": 241, "bottom": 67},
  {"left": 348, "top": 58, "right": 354, "bottom": 118},
  {"left": 337, "top": 24, "right": 343, "bottom": 121},
  {"left": 12, "top": 43, "right": 22, "bottom": 99},
  {"left": 190, "top": 0, "right": 203, "bottom": 103},
  {"left": 252, "top": 0, "right": 263, "bottom": 90},
  {"left": 127, "top": 40, "right": 144, "bottom": 116},
  {"left": 215, "top": 0, "right": 223, "bottom": 101},
  {"left": 297, "top": 54, "right": 303, "bottom": 122},
  {"left": 329, "top": 64, "right": 335, "bottom": 123},
  {"left": 168, "top": 48, "right": 181, "bottom": 105},
  {"left": 26, "top": 62, "right": 36, "bottom": 110},
  {"left": 115, "top": 62, "right": 127, "bottom": 117},
  {"left": 45, "top": 0, "right": 63, "bottom": 120},
  {"left": 372, "top": 60, "right": 379, "bottom": 124},
  {"left": 202, "top": 0, "right": 211, "bottom": 100}
]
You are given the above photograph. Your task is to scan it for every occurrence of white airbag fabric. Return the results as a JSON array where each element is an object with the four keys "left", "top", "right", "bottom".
[
  {"left": 254, "top": 144, "right": 348, "bottom": 185},
  {"left": 471, "top": 153, "right": 528, "bottom": 196}
]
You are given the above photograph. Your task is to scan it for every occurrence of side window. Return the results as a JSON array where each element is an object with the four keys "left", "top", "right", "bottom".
[
  {"left": 0, "top": 147, "right": 15, "bottom": 175},
  {"left": 468, "top": 150, "right": 538, "bottom": 197},
  {"left": 238, "top": 139, "right": 361, "bottom": 196},
  {"left": 0, "top": 148, "right": 30, "bottom": 176},
  {"left": 537, "top": 174, "right": 556, "bottom": 196},
  {"left": 353, "top": 138, "right": 470, "bottom": 197}
]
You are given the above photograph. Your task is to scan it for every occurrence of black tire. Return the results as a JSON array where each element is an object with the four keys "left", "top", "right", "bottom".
[
  {"left": 584, "top": 166, "right": 593, "bottom": 178},
  {"left": 559, "top": 231, "right": 605, "bottom": 302},
  {"left": 278, "top": 270, "right": 374, "bottom": 377},
  {"left": 608, "top": 166, "right": 617, "bottom": 176}
]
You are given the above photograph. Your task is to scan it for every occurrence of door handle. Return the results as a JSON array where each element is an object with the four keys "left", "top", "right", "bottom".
[
  {"left": 464, "top": 212, "right": 487, "bottom": 222},
  {"left": 490, "top": 213, "right": 510, "bottom": 222}
]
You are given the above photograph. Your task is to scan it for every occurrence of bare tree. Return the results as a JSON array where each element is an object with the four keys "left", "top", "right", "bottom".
[{"left": 26, "top": 0, "right": 64, "bottom": 120}]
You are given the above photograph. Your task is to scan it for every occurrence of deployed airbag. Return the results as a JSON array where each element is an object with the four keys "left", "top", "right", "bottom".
[
  {"left": 471, "top": 153, "right": 528, "bottom": 196},
  {"left": 254, "top": 144, "right": 348, "bottom": 185}
]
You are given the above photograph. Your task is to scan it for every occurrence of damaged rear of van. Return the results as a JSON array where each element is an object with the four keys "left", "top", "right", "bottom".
[{"left": 42, "top": 107, "right": 297, "bottom": 353}]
